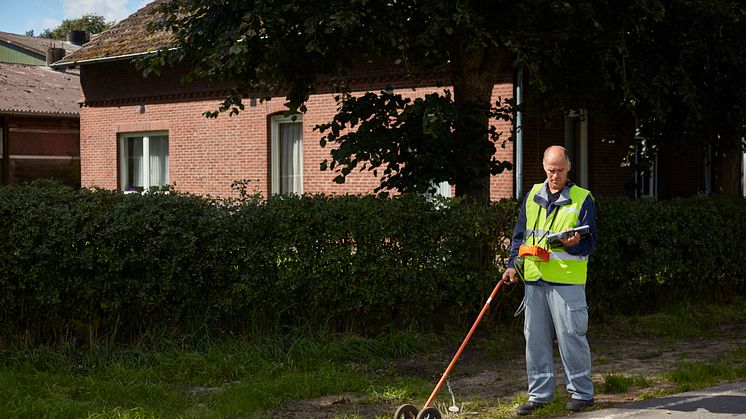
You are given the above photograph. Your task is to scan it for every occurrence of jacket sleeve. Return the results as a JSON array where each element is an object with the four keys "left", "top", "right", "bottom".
[
  {"left": 507, "top": 192, "right": 530, "bottom": 268},
  {"left": 564, "top": 194, "right": 597, "bottom": 256}
]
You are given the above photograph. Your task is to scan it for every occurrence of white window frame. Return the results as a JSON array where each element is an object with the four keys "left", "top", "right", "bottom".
[
  {"left": 118, "top": 131, "right": 169, "bottom": 193},
  {"left": 271, "top": 114, "right": 303, "bottom": 195},
  {"left": 564, "top": 109, "right": 588, "bottom": 188}
]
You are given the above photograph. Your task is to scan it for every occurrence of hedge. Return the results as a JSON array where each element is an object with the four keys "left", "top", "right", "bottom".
[
  {"left": 0, "top": 181, "right": 516, "bottom": 342},
  {"left": 0, "top": 181, "right": 743, "bottom": 343},
  {"left": 590, "top": 194, "right": 746, "bottom": 314}
]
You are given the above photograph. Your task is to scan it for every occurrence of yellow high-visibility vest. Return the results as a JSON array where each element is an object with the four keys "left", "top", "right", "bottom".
[{"left": 523, "top": 183, "right": 591, "bottom": 284}]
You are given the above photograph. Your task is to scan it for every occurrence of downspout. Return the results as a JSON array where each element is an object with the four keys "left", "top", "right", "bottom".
[
  {"left": 514, "top": 66, "right": 524, "bottom": 199},
  {"left": 1, "top": 116, "right": 8, "bottom": 185}
]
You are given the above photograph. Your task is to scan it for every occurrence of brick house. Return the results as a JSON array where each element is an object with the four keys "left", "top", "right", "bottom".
[
  {"left": 51, "top": 0, "right": 734, "bottom": 200},
  {"left": 0, "top": 62, "right": 81, "bottom": 186}
]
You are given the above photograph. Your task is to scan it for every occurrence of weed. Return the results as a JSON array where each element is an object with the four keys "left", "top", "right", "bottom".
[{"left": 599, "top": 374, "right": 649, "bottom": 394}]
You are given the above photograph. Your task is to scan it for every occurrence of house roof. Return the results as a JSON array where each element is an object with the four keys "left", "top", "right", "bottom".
[
  {"left": 0, "top": 63, "right": 81, "bottom": 117},
  {"left": 0, "top": 31, "right": 80, "bottom": 57},
  {"left": 54, "top": 0, "right": 173, "bottom": 67}
]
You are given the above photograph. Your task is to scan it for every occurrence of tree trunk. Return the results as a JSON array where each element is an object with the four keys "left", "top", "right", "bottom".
[
  {"left": 451, "top": 44, "right": 509, "bottom": 205},
  {"left": 712, "top": 136, "right": 741, "bottom": 195}
]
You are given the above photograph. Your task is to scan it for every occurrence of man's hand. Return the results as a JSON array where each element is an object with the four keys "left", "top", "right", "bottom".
[
  {"left": 502, "top": 268, "right": 517, "bottom": 285},
  {"left": 560, "top": 228, "right": 581, "bottom": 247}
]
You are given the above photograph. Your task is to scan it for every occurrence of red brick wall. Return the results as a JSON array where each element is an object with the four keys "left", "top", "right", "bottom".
[
  {"left": 521, "top": 102, "right": 636, "bottom": 198},
  {"left": 80, "top": 63, "right": 516, "bottom": 200},
  {"left": 586, "top": 113, "right": 635, "bottom": 198},
  {"left": 657, "top": 142, "right": 701, "bottom": 198},
  {"left": 520, "top": 106, "right": 563, "bottom": 194}
]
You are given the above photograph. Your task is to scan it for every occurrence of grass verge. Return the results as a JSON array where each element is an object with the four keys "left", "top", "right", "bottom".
[
  {"left": 1, "top": 299, "right": 745, "bottom": 418},
  {"left": 0, "top": 331, "right": 438, "bottom": 418}
]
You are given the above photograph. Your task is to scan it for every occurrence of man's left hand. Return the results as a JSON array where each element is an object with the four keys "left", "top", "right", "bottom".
[{"left": 560, "top": 229, "right": 581, "bottom": 247}]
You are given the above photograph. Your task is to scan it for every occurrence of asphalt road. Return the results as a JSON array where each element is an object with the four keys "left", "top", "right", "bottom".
[{"left": 562, "top": 381, "right": 746, "bottom": 418}]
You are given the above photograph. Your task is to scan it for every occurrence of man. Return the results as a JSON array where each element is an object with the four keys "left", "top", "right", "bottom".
[{"left": 502, "top": 145, "right": 597, "bottom": 415}]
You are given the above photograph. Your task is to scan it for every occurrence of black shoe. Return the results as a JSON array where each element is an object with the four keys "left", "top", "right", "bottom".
[
  {"left": 566, "top": 398, "right": 594, "bottom": 412},
  {"left": 516, "top": 401, "right": 546, "bottom": 416}
]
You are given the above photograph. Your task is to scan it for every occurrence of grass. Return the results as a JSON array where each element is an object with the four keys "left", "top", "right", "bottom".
[
  {"left": 598, "top": 297, "right": 746, "bottom": 338},
  {"left": 598, "top": 374, "right": 650, "bottom": 393},
  {"left": 665, "top": 346, "right": 746, "bottom": 392},
  {"left": 1, "top": 300, "right": 745, "bottom": 418},
  {"left": 0, "top": 331, "right": 438, "bottom": 418}
]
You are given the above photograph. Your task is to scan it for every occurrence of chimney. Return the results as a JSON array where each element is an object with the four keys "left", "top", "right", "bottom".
[
  {"left": 46, "top": 47, "right": 66, "bottom": 65},
  {"left": 67, "top": 30, "right": 87, "bottom": 46}
]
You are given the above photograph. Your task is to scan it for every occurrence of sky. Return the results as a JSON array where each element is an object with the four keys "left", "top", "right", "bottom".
[{"left": 0, "top": 0, "right": 152, "bottom": 36}]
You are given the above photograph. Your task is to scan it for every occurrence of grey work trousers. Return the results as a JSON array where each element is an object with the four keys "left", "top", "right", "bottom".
[{"left": 524, "top": 283, "right": 594, "bottom": 403}]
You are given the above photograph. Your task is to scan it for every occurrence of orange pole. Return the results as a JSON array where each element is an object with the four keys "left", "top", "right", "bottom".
[{"left": 422, "top": 279, "right": 507, "bottom": 409}]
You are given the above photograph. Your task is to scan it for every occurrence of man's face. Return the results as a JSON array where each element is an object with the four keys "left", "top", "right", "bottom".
[{"left": 543, "top": 152, "right": 570, "bottom": 193}]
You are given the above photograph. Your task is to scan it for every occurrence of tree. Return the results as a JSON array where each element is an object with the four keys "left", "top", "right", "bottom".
[
  {"left": 519, "top": 0, "right": 746, "bottom": 194},
  {"left": 143, "top": 0, "right": 746, "bottom": 201},
  {"left": 617, "top": 0, "right": 746, "bottom": 194},
  {"left": 40, "top": 14, "right": 114, "bottom": 41},
  {"left": 144, "top": 0, "right": 576, "bottom": 203}
]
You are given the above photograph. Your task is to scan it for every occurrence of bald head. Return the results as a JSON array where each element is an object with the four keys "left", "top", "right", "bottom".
[
  {"left": 543, "top": 145, "right": 571, "bottom": 166},
  {"left": 543, "top": 146, "right": 571, "bottom": 193}
]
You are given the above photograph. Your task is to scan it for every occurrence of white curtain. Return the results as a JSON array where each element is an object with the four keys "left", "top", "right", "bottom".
[
  {"left": 279, "top": 122, "right": 302, "bottom": 194},
  {"left": 436, "top": 181, "right": 451, "bottom": 198},
  {"left": 149, "top": 135, "right": 169, "bottom": 188}
]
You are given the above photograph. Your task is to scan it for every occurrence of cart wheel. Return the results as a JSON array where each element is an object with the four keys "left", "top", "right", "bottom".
[
  {"left": 416, "top": 407, "right": 442, "bottom": 419},
  {"left": 394, "top": 404, "right": 418, "bottom": 419}
]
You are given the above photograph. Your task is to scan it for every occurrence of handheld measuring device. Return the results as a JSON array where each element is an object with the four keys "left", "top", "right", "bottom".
[{"left": 545, "top": 225, "right": 590, "bottom": 245}]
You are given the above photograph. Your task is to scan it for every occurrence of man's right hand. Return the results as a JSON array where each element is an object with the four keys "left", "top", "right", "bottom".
[{"left": 502, "top": 268, "right": 517, "bottom": 285}]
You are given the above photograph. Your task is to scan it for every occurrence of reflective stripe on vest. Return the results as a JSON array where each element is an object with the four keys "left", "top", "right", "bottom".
[{"left": 523, "top": 183, "right": 590, "bottom": 284}]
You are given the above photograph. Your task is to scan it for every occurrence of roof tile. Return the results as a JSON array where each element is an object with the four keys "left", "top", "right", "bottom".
[
  {"left": 0, "top": 63, "right": 81, "bottom": 116},
  {"left": 56, "top": 0, "right": 173, "bottom": 65},
  {"left": 0, "top": 31, "right": 80, "bottom": 57}
]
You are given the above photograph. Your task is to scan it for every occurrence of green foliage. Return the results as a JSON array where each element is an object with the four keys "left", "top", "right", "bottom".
[
  {"left": 589, "top": 194, "right": 746, "bottom": 316},
  {"left": 0, "top": 181, "right": 517, "bottom": 343},
  {"left": 521, "top": 0, "right": 746, "bottom": 168},
  {"left": 599, "top": 374, "right": 649, "bottom": 394},
  {"left": 600, "top": 300, "right": 746, "bottom": 338},
  {"left": 0, "top": 332, "right": 436, "bottom": 417},
  {"left": 317, "top": 90, "right": 514, "bottom": 195},
  {"left": 666, "top": 347, "right": 746, "bottom": 392},
  {"left": 139, "top": 0, "right": 746, "bottom": 199},
  {"left": 40, "top": 14, "right": 114, "bottom": 40},
  {"left": 1, "top": 181, "right": 744, "bottom": 343},
  {"left": 142, "top": 0, "right": 531, "bottom": 202}
]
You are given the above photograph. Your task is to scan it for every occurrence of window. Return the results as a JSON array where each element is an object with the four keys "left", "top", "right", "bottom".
[
  {"left": 741, "top": 137, "right": 746, "bottom": 198},
  {"left": 699, "top": 143, "right": 712, "bottom": 195},
  {"left": 271, "top": 115, "right": 303, "bottom": 195},
  {"left": 564, "top": 110, "right": 588, "bottom": 188},
  {"left": 422, "top": 180, "right": 452, "bottom": 200},
  {"left": 119, "top": 132, "right": 169, "bottom": 192},
  {"left": 634, "top": 138, "right": 658, "bottom": 199},
  {"left": 433, "top": 181, "right": 451, "bottom": 198}
]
